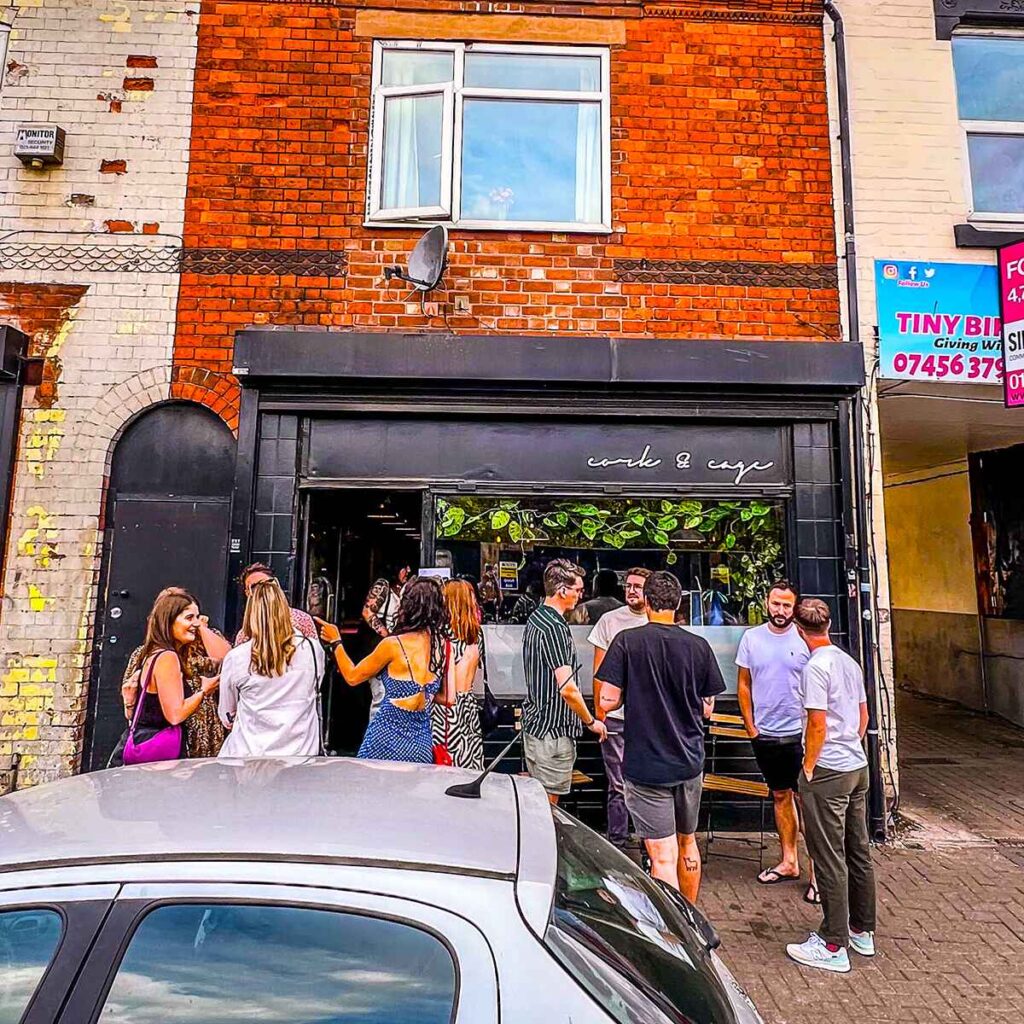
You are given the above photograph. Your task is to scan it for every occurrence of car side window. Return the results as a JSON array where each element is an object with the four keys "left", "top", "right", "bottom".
[
  {"left": 0, "top": 908, "right": 64, "bottom": 1024},
  {"left": 96, "top": 903, "right": 457, "bottom": 1024}
]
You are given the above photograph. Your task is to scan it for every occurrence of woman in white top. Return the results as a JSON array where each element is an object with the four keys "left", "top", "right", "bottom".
[{"left": 218, "top": 577, "right": 324, "bottom": 758}]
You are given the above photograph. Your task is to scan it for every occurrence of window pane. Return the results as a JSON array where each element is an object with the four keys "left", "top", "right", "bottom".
[
  {"left": 967, "top": 133, "right": 1024, "bottom": 214},
  {"left": 953, "top": 36, "right": 1024, "bottom": 122},
  {"left": 465, "top": 52, "right": 601, "bottom": 91},
  {"left": 381, "top": 93, "right": 444, "bottom": 211},
  {"left": 98, "top": 904, "right": 457, "bottom": 1024},
  {"left": 461, "top": 99, "right": 602, "bottom": 224},
  {"left": 0, "top": 909, "right": 63, "bottom": 1024},
  {"left": 546, "top": 811, "right": 733, "bottom": 1024},
  {"left": 381, "top": 50, "right": 454, "bottom": 87}
]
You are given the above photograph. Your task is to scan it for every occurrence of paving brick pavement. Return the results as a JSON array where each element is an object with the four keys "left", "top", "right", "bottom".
[
  {"left": 704, "top": 842, "right": 1024, "bottom": 1024},
  {"left": 701, "top": 691, "right": 1024, "bottom": 1023}
]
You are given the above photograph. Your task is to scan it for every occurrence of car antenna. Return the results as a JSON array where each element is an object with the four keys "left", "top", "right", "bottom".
[
  {"left": 445, "top": 732, "right": 522, "bottom": 800},
  {"left": 446, "top": 665, "right": 583, "bottom": 800}
]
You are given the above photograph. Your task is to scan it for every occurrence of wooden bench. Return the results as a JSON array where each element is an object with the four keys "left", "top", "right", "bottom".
[
  {"left": 703, "top": 773, "right": 770, "bottom": 799},
  {"left": 704, "top": 714, "right": 770, "bottom": 867}
]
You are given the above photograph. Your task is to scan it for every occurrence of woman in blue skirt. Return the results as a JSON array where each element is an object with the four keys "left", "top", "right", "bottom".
[{"left": 317, "top": 576, "right": 454, "bottom": 763}]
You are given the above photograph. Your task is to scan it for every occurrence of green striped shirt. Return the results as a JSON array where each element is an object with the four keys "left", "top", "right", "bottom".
[{"left": 522, "top": 604, "right": 582, "bottom": 740}]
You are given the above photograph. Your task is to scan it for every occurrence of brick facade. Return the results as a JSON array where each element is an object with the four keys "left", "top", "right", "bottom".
[
  {"left": 0, "top": 0, "right": 200, "bottom": 784},
  {"left": 1, "top": 0, "right": 843, "bottom": 784},
  {"left": 173, "top": 0, "right": 840, "bottom": 390}
]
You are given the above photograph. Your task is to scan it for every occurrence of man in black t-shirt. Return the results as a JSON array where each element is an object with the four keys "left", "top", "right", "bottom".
[{"left": 597, "top": 571, "right": 726, "bottom": 903}]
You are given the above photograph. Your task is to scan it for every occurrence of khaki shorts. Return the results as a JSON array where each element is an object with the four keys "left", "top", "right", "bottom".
[{"left": 524, "top": 733, "right": 576, "bottom": 796}]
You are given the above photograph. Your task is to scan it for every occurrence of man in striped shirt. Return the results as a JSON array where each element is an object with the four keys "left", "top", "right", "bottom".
[{"left": 522, "top": 559, "right": 608, "bottom": 804}]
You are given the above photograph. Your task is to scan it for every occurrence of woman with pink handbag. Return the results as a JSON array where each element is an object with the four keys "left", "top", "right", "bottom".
[{"left": 123, "top": 589, "right": 220, "bottom": 765}]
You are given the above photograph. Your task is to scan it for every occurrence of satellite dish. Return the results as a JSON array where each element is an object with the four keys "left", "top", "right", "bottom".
[{"left": 384, "top": 225, "right": 448, "bottom": 292}]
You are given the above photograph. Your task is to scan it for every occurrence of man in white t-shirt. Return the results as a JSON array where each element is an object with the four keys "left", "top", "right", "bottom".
[
  {"left": 589, "top": 567, "right": 651, "bottom": 848},
  {"left": 735, "top": 580, "right": 812, "bottom": 892},
  {"left": 785, "top": 598, "right": 876, "bottom": 975}
]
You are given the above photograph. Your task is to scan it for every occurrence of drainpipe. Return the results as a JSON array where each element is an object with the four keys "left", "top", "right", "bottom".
[{"left": 824, "top": 0, "right": 887, "bottom": 842}]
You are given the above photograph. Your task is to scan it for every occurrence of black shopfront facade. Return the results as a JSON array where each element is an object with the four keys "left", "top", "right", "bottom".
[{"left": 228, "top": 330, "right": 876, "bottom": 830}]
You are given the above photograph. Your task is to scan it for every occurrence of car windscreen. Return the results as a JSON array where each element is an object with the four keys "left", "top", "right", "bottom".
[{"left": 545, "top": 809, "right": 736, "bottom": 1024}]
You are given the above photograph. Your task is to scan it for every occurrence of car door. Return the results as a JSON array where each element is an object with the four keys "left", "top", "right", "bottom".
[
  {"left": 57, "top": 882, "right": 499, "bottom": 1024},
  {"left": 0, "top": 883, "right": 118, "bottom": 1024}
]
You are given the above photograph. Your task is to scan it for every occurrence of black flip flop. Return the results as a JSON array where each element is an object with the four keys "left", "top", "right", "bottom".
[
  {"left": 803, "top": 882, "right": 821, "bottom": 905},
  {"left": 757, "top": 868, "right": 800, "bottom": 885}
]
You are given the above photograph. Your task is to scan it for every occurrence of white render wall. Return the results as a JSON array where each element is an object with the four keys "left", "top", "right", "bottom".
[
  {"left": 0, "top": 0, "right": 199, "bottom": 784},
  {"left": 840, "top": 0, "right": 1003, "bottom": 792}
]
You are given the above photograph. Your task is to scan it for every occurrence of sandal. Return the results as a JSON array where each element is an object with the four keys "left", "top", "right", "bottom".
[
  {"left": 803, "top": 882, "right": 821, "bottom": 906},
  {"left": 757, "top": 868, "right": 800, "bottom": 885}
]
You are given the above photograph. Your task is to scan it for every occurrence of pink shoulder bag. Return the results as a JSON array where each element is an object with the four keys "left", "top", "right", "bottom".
[{"left": 123, "top": 652, "right": 184, "bottom": 765}]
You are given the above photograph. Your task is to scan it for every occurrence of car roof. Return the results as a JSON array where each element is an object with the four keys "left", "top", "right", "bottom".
[{"left": 0, "top": 758, "right": 541, "bottom": 880}]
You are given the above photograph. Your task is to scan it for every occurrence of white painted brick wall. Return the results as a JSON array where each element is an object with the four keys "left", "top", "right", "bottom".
[{"left": 0, "top": 0, "right": 199, "bottom": 784}]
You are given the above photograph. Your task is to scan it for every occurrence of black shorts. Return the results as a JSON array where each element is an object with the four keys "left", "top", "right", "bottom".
[{"left": 751, "top": 735, "right": 803, "bottom": 793}]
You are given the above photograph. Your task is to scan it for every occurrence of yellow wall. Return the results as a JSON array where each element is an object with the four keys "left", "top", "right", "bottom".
[{"left": 883, "top": 464, "right": 977, "bottom": 614}]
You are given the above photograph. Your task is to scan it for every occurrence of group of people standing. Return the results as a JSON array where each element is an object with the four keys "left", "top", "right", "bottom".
[
  {"left": 115, "top": 564, "right": 487, "bottom": 773},
  {"left": 520, "top": 559, "right": 877, "bottom": 975}
]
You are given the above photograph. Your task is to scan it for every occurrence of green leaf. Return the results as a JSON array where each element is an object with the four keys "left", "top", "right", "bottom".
[
  {"left": 610, "top": 533, "right": 626, "bottom": 549},
  {"left": 657, "top": 516, "right": 678, "bottom": 531},
  {"left": 542, "top": 517, "right": 560, "bottom": 528},
  {"left": 581, "top": 519, "right": 600, "bottom": 540},
  {"left": 660, "top": 500, "right": 673, "bottom": 513},
  {"left": 725, "top": 533, "right": 737, "bottom": 549},
  {"left": 570, "top": 503, "right": 600, "bottom": 517},
  {"left": 678, "top": 500, "right": 703, "bottom": 515},
  {"left": 490, "top": 510, "right": 511, "bottom": 530},
  {"left": 441, "top": 523, "right": 460, "bottom": 538},
  {"left": 508, "top": 520, "right": 523, "bottom": 542},
  {"left": 683, "top": 516, "right": 702, "bottom": 529},
  {"left": 652, "top": 529, "right": 670, "bottom": 546},
  {"left": 620, "top": 529, "right": 642, "bottom": 540},
  {"left": 740, "top": 508, "right": 753, "bottom": 521},
  {"left": 627, "top": 509, "right": 646, "bottom": 526},
  {"left": 442, "top": 505, "right": 466, "bottom": 531},
  {"left": 750, "top": 502, "right": 771, "bottom": 516},
  {"left": 556, "top": 511, "right": 569, "bottom": 527},
  {"left": 666, "top": 550, "right": 678, "bottom": 565}
]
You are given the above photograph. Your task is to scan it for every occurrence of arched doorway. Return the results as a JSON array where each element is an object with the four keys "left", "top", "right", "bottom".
[{"left": 83, "top": 402, "right": 236, "bottom": 771}]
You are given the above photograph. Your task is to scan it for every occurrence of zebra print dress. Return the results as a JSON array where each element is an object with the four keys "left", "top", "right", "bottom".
[{"left": 430, "top": 639, "right": 484, "bottom": 771}]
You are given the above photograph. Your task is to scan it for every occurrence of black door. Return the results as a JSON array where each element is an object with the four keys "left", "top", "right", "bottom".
[{"left": 84, "top": 403, "right": 235, "bottom": 771}]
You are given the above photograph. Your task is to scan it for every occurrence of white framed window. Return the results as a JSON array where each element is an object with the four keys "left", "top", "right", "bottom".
[
  {"left": 952, "top": 31, "right": 1024, "bottom": 222},
  {"left": 366, "top": 40, "right": 611, "bottom": 232}
]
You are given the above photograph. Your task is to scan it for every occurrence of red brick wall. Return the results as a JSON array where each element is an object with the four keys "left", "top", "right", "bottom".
[{"left": 175, "top": 0, "right": 840, "bottom": 389}]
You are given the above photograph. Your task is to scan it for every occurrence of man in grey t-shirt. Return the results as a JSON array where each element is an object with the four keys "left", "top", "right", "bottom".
[
  {"left": 785, "top": 598, "right": 876, "bottom": 975},
  {"left": 589, "top": 567, "right": 650, "bottom": 847}
]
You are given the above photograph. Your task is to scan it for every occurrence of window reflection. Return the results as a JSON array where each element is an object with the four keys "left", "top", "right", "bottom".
[
  {"left": 99, "top": 904, "right": 456, "bottom": 1024},
  {"left": 966, "top": 134, "right": 1024, "bottom": 214},
  {"left": 0, "top": 908, "right": 63, "bottom": 1024}
]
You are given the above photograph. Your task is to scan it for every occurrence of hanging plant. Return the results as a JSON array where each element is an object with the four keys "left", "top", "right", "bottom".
[{"left": 435, "top": 496, "right": 784, "bottom": 621}]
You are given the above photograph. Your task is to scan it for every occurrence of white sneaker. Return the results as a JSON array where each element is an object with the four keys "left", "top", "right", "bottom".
[
  {"left": 785, "top": 932, "right": 851, "bottom": 973},
  {"left": 849, "top": 928, "right": 875, "bottom": 957}
]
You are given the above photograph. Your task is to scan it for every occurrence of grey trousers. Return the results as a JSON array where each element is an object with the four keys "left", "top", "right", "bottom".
[{"left": 798, "top": 765, "right": 877, "bottom": 947}]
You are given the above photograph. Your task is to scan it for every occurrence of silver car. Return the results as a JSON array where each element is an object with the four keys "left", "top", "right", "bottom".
[{"left": 0, "top": 758, "right": 762, "bottom": 1024}]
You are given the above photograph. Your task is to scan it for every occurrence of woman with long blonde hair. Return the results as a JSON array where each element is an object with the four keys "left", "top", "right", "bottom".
[
  {"left": 431, "top": 579, "right": 485, "bottom": 770},
  {"left": 218, "top": 577, "right": 324, "bottom": 757}
]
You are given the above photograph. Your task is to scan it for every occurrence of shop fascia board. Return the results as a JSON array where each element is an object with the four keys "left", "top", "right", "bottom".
[{"left": 232, "top": 332, "right": 865, "bottom": 392}]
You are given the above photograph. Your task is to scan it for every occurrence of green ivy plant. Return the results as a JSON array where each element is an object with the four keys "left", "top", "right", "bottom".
[{"left": 435, "top": 496, "right": 784, "bottom": 621}]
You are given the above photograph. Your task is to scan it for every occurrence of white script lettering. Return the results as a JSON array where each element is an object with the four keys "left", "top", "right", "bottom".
[
  {"left": 675, "top": 451, "right": 692, "bottom": 469},
  {"left": 706, "top": 459, "right": 776, "bottom": 485},
  {"left": 587, "top": 444, "right": 662, "bottom": 469}
]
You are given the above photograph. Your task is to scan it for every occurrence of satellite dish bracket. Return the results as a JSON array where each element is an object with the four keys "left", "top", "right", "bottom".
[{"left": 384, "top": 225, "right": 449, "bottom": 294}]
